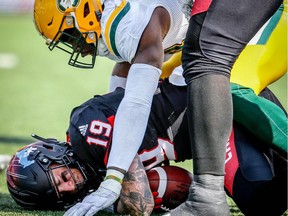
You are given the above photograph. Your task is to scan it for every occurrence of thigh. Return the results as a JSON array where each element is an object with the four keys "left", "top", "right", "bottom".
[{"left": 182, "top": 0, "right": 282, "bottom": 79}]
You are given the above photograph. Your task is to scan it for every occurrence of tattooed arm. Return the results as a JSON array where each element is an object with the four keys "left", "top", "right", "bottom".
[{"left": 116, "top": 154, "right": 154, "bottom": 216}]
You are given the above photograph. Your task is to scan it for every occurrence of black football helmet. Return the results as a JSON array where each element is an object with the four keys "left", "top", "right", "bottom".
[{"left": 6, "top": 134, "right": 103, "bottom": 210}]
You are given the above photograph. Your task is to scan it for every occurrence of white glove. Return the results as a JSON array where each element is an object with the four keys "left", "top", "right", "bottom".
[{"left": 64, "top": 169, "right": 124, "bottom": 216}]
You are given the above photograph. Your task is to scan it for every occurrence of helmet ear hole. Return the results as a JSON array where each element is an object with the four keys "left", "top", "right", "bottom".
[{"left": 84, "top": 2, "right": 90, "bottom": 18}]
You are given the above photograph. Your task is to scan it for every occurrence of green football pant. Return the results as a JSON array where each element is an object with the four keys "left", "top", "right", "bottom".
[{"left": 231, "top": 83, "right": 288, "bottom": 155}]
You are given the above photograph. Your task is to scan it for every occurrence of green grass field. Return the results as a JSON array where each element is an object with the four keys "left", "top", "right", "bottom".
[{"left": 0, "top": 14, "right": 287, "bottom": 215}]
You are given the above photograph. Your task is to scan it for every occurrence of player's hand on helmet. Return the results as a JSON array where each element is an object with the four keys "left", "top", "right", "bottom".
[
  {"left": 152, "top": 191, "right": 162, "bottom": 210},
  {"left": 64, "top": 169, "right": 124, "bottom": 216}
]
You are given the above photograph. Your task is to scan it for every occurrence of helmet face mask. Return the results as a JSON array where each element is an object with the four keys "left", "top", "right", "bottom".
[
  {"left": 47, "top": 157, "right": 90, "bottom": 201},
  {"left": 33, "top": 0, "right": 102, "bottom": 69},
  {"left": 6, "top": 137, "right": 102, "bottom": 210},
  {"left": 49, "top": 26, "right": 98, "bottom": 69}
]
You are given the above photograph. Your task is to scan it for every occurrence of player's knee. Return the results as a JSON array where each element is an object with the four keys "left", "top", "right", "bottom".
[{"left": 181, "top": 15, "right": 231, "bottom": 84}]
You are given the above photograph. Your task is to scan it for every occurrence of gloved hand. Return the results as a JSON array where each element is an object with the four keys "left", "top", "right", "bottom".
[
  {"left": 64, "top": 169, "right": 124, "bottom": 216},
  {"left": 152, "top": 191, "right": 163, "bottom": 210}
]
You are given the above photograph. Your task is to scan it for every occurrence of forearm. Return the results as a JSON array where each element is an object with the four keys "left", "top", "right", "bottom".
[
  {"left": 107, "top": 64, "right": 161, "bottom": 171},
  {"left": 116, "top": 155, "right": 154, "bottom": 215}
]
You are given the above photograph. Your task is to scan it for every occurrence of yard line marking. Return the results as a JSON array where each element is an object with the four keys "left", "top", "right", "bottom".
[{"left": 0, "top": 53, "right": 18, "bottom": 69}]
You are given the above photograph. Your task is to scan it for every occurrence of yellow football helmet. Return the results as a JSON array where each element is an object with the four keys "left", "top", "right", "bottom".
[{"left": 33, "top": 0, "right": 103, "bottom": 68}]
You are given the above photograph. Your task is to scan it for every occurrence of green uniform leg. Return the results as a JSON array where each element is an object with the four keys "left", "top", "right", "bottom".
[{"left": 231, "top": 83, "right": 288, "bottom": 155}]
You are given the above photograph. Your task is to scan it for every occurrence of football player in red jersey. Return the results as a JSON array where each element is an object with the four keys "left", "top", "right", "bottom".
[
  {"left": 7, "top": 77, "right": 287, "bottom": 215},
  {"left": 178, "top": 0, "right": 284, "bottom": 214}
]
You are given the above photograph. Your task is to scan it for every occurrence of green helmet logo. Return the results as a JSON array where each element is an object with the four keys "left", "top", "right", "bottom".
[{"left": 57, "top": 0, "right": 80, "bottom": 12}]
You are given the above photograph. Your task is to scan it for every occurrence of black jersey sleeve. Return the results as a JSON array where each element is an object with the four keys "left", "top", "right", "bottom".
[{"left": 68, "top": 98, "right": 115, "bottom": 172}]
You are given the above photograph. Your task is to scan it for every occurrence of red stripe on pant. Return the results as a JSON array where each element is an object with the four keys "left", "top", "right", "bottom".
[
  {"left": 225, "top": 128, "right": 240, "bottom": 196},
  {"left": 191, "top": 0, "right": 212, "bottom": 16}
]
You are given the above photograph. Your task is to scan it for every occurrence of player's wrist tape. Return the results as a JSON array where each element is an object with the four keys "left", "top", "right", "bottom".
[
  {"left": 104, "top": 175, "right": 123, "bottom": 184},
  {"left": 105, "top": 169, "right": 124, "bottom": 184}
]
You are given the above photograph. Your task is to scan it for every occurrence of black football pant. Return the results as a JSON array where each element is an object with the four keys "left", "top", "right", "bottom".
[{"left": 183, "top": 0, "right": 283, "bottom": 175}]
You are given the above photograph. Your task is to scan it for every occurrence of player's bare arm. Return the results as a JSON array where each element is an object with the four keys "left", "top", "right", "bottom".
[
  {"left": 117, "top": 155, "right": 154, "bottom": 216},
  {"left": 109, "top": 7, "right": 170, "bottom": 91},
  {"left": 110, "top": 7, "right": 170, "bottom": 90},
  {"left": 132, "top": 7, "right": 170, "bottom": 68},
  {"left": 111, "top": 62, "right": 131, "bottom": 77},
  {"left": 106, "top": 6, "right": 171, "bottom": 175}
]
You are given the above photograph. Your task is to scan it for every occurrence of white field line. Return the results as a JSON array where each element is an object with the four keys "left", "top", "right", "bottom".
[{"left": 0, "top": 53, "right": 18, "bottom": 69}]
